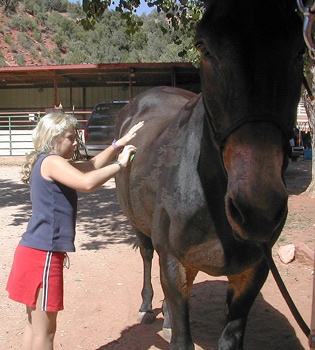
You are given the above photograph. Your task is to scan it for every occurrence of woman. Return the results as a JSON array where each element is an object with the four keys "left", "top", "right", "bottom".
[{"left": 6, "top": 112, "right": 143, "bottom": 350}]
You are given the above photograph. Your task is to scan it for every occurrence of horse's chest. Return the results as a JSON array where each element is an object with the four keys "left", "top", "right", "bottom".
[{"left": 183, "top": 239, "right": 226, "bottom": 274}]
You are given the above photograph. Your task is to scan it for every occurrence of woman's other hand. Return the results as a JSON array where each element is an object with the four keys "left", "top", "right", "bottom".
[{"left": 116, "top": 121, "right": 144, "bottom": 148}]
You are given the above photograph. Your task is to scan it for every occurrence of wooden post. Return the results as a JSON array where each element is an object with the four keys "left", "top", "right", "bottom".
[
  {"left": 70, "top": 84, "right": 73, "bottom": 110},
  {"left": 129, "top": 69, "right": 134, "bottom": 100},
  {"left": 54, "top": 71, "right": 57, "bottom": 107},
  {"left": 172, "top": 67, "right": 176, "bottom": 87}
]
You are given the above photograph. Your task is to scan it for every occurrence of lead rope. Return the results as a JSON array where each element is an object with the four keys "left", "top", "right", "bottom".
[{"left": 261, "top": 243, "right": 310, "bottom": 338}]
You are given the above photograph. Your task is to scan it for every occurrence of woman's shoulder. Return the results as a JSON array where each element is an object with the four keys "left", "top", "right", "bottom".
[
  {"left": 41, "top": 154, "right": 67, "bottom": 165},
  {"left": 40, "top": 154, "right": 70, "bottom": 181}
]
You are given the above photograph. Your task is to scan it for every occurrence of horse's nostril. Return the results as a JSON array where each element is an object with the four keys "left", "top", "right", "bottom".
[{"left": 227, "top": 197, "right": 243, "bottom": 226}]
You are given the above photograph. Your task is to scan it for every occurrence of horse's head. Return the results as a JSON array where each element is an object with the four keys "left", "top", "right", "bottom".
[{"left": 195, "top": 0, "right": 305, "bottom": 242}]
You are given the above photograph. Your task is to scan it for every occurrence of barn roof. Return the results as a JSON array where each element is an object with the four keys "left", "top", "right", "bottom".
[{"left": 0, "top": 62, "right": 200, "bottom": 89}]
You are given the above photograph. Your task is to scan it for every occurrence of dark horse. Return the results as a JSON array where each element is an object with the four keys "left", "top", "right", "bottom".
[{"left": 115, "top": 0, "right": 307, "bottom": 349}]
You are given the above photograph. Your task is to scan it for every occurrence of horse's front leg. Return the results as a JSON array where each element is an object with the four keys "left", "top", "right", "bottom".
[
  {"left": 219, "top": 259, "right": 269, "bottom": 350},
  {"left": 158, "top": 251, "right": 197, "bottom": 350},
  {"left": 134, "top": 228, "right": 155, "bottom": 324}
]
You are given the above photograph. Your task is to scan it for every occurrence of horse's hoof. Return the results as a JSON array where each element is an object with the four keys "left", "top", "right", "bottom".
[
  {"left": 163, "top": 327, "right": 172, "bottom": 342},
  {"left": 138, "top": 311, "right": 156, "bottom": 324}
]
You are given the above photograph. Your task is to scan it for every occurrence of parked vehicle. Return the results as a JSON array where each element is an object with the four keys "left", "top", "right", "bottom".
[
  {"left": 79, "top": 101, "right": 129, "bottom": 157},
  {"left": 288, "top": 127, "right": 304, "bottom": 161}
]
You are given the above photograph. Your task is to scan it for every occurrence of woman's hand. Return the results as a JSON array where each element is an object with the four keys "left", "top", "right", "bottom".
[
  {"left": 117, "top": 145, "right": 137, "bottom": 167},
  {"left": 116, "top": 121, "right": 144, "bottom": 148}
]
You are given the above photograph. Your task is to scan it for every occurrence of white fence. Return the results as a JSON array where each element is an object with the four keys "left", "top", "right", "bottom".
[
  {"left": 0, "top": 112, "right": 89, "bottom": 157},
  {"left": 0, "top": 129, "right": 33, "bottom": 156},
  {"left": 0, "top": 114, "right": 37, "bottom": 156}
]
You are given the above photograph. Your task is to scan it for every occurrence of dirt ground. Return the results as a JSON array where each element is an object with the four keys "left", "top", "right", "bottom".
[{"left": 0, "top": 157, "right": 313, "bottom": 350}]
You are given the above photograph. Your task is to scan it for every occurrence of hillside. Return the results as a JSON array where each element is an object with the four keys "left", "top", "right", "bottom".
[
  {"left": 0, "top": 2, "right": 73, "bottom": 66},
  {"left": 0, "top": 0, "right": 193, "bottom": 67}
]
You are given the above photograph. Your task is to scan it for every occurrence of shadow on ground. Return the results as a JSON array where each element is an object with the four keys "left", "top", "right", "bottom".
[
  {"left": 95, "top": 280, "right": 304, "bottom": 350},
  {"left": 284, "top": 159, "right": 311, "bottom": 195}
]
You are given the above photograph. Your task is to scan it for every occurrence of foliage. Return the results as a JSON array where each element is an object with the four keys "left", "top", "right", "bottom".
[
  {"left": 16, "top": 52, "right": 25, "bottom": 65},
  {"left": 7, "top": 15, "right": 35, "bottom": 31},
  {"left": 17, "top": 31, "right": 33, "bottom": 49},
  {"left": 0, "top": 0, "right": 200, "bottom": 66},
  {"left": 81, "top": 0, "right": 205, "bottom": 59},
  {"left": 0, "top": 0, "right": 18, "bottom": 12},
  {"left": 4, "top": 33, "right": 12, "bottom": 45},
  {"left": 0, "top": 49, "right": 7, "bottom": 66}
]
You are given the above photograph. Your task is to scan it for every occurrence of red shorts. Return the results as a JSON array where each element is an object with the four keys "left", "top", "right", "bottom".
[{"left": 6, "top": 245, "right": 66, "bottom": 312}]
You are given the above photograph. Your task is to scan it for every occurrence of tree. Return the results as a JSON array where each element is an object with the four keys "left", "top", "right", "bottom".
[{"left": 81, "top": 0, "right": 205, "bottom": 59}]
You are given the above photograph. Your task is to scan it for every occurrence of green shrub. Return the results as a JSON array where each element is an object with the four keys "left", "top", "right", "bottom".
[
  {"left": 7, "top": 15, "right": 34, "bottom": 31},
  {"left": 16, "top": 53, "right": 26, "bottom": 66},
  {"left": 17, "top": 32, "right": 33, "bottom": 50},
  {"left": 33, "top": 30, "right": 42, "bottom": 42},
  {"left": 11, "top": 44, "right": 18, "bottom": 53},
  {"left": 0, "top": 57, "right": 8, "bottom": 67},
  {"left": 4, "top": 34, "right": 13, "bottom": 45},
  {"left": 30, "top": 48, "right": 37, "bottom": 58},
  {"left": 41, "top": 46, "right": 49, "bottom": 58},
  {"left": 53, "top": 33, "right": 65, "bottom": 48}
]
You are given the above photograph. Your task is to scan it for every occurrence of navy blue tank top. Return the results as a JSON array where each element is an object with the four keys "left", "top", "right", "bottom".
[{"left": 20, "top": 154, "right": 78, "bottom": 252}]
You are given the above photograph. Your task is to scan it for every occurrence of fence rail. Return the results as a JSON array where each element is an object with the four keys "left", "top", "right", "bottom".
[
  {"left": 0, "top": 112, "right": 89, "bottom": 156},
  {"left": 0, "top": 104, "right": 309, "bottom": 156},
  {"left": 0, "top": 115, "right": 36, "bottom": 156}
]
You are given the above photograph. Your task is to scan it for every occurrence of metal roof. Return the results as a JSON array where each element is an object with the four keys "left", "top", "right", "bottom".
[{"left": 0, "top": 62, "right": 200, "bottom": 89}]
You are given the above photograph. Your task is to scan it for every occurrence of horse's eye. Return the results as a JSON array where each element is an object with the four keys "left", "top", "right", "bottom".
[{"left": 196, "top": 43, "right": 210, "bottom": 57}]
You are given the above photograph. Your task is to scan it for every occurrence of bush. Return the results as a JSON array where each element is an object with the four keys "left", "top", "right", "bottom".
[
  {"left": 16, "top": 53, "right": 25, "bottom": 66},
  {"left": 30, "top": 48, "right": 37, "bottom": 58},
  {"left": 7, "top": 15, "right": 34, "bottom": 32},
  {"left": 33, "top": 29, "right": 42, "bottom": 42},
  {"left": 53, "top": 33, "right": 65, "bottom": 48},
  {"left": 1, "top": 0, "right": 18, "bottom": 12},
  {"left": 0, "top": 56, "right": 8, "bottom": 66},
  {"left": 41, "top": 45, "right": 49, "bottom": 58},
  {"left": 18, "top": 32, "right": 33, "bottom": 50},
  {"left": 11, "top": 43, "right": 18, "bottom": 53},
  {"left": 4, "top": 34, "right": 12, "bottom": 45}
]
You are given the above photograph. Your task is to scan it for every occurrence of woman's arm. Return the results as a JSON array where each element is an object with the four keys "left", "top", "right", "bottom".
[
  {"left": 41, "top": 145, "right": 136, "bottom": 192},
  {"left": 72, "top": 121, "right": 144, "bottom": 172}
]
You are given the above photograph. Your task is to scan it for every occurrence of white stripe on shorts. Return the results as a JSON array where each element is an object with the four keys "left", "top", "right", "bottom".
[{"left": 42, "top": 251, "right": 53, "bottom": 311}]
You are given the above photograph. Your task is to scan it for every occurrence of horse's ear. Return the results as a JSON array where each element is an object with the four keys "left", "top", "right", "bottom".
[{"left": 204, "top": 0, "right": 215, "bottom": 9}]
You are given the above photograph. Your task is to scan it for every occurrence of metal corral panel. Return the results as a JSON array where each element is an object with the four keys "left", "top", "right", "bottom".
[{"left": 0, "top": 130, "right": 33, "bottom": 156}]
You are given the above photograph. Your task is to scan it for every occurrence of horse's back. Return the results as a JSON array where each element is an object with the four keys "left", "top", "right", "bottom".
[{"left": 116, "top": 86, "right": 197, "bottom": 136}]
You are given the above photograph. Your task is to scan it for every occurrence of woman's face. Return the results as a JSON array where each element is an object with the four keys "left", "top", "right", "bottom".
[{"left": 52, "top": 125, "right": 77, "bottom": 159}]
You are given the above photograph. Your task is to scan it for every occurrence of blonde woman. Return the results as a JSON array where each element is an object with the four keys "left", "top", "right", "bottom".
[{"left": 6, "top": 112, "right": 143, "bottom": 350}]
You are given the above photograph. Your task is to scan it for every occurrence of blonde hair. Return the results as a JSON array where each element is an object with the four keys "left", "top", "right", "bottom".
[{"left": 21, "top": 112, "right": 77, "bottom": 184}]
